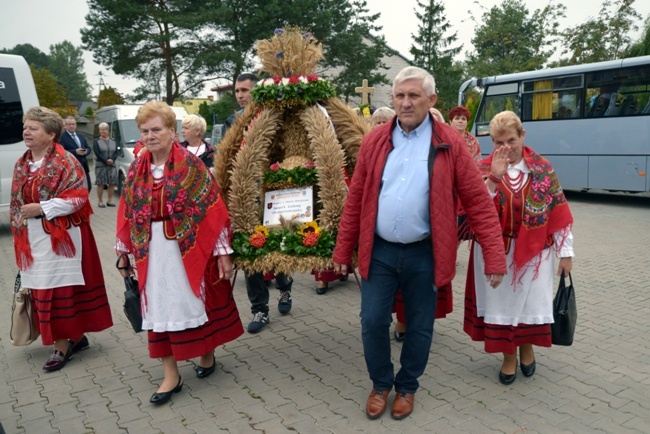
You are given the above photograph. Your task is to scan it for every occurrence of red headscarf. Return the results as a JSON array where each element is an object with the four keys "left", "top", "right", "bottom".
[
  {"left": 11, "top": 143, "right": 91, "bottom": 270},
  {"left": 478, "top": 146, "right": 573, "bottom": 272},
  {"left": 116, "top": 142, "right": 230, "bottom": 302}
]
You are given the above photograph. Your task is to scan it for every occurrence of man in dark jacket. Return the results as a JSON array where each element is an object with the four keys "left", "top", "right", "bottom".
[
  {"left": 60, "top": 116, "right": 92, "bottom": 191},
  {"left": 333, "top": 66, "right": 506, "bottom": 421}
]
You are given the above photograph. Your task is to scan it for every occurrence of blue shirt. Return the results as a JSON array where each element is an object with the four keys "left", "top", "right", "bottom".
[{"left": 375, "top": 117, "right": 432, "bottom": 243}]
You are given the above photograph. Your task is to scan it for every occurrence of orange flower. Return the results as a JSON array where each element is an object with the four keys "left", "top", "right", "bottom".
[
  {"left": 249, "top": 232, "right": 267, "bottom": 248},
  {"left": 302, "top": 232, "right": 320, "bottom": 247}
]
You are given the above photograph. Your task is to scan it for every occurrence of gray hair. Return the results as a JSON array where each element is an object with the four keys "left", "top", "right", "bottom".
[
  {"left": 98, "top": 122, "right": 109, "bottom": 130},
  {"left": 24, "top": 106, "right": 64, "bottom": 142},
  {"left": 372, "top": 107, "right": 395, "bottom": 120},
  {"left": 392, "top": 66, "right": 436, "bottom": 97},
  {"left": 181, "top": 114, "right": 207, "bottom": 136}
]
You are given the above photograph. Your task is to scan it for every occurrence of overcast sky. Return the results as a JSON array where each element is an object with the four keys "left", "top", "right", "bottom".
[{"left": 2, "top": 0, "right": 649, "bottom": 99}]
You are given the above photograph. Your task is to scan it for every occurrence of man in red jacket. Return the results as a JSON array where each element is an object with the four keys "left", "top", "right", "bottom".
[{"left": 333, "top": 66, "right": 506, "bottom": 421}]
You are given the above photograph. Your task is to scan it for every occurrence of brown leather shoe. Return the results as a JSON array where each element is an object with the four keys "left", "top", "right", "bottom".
[
  {"left": 366, "top": 389, "right": 391, "bottom": 419},
  {"left": 391, "top": 392, "right": 415, "bottom": 420}
]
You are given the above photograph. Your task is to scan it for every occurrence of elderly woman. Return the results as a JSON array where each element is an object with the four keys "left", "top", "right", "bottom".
[
  {"left": 180, "top": 114, "right": 216, "bottom": 170},
  {"left": 10, "top": 107, "right": 113, "bottom": 371},
  {"left": 450, "top": 106, "right": 482, "bottom": 241},
  {"left": 371, "top": 107, "right": 395, "bottom": 129},
  {"left": 93, "top": 122, "right": 119, "bottom": 207},
  {"left": 464, "top": 111, "right": 574, "bottom": 385},
  {"left": 449, "top": 106, "right": 481, "bottom": 161},
  {"left": 116, "top": 102, "right": 243, "bottom": 405}
]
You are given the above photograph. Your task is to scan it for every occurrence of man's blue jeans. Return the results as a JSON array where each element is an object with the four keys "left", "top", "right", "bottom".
[{"left": 360, "top": 235, "right": 437, "bottom": 394}]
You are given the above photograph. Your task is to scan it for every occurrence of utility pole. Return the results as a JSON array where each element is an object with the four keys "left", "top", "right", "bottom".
[{"left": 97, "top": 71, "right": 106, "bottom": 102}]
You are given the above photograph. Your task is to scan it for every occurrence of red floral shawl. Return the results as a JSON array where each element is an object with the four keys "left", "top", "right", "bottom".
[
  {"left": 116, "top": 142, "right": 230, "bottom": 301},
  {"left": 478, "top": 146, "right": 573, "bottom": 271},
  {"left": 11, "top": 143, "right": 91, "bottom": 270}
]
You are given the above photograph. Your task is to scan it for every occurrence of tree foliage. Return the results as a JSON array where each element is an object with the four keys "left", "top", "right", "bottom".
[
  {"left": 48, "top": 41, "right": 93, "bottom": 101},
  {"left": 559, "top": 0, "right": 642, "bottom": 64},
  {"left": 465, "top": 0, "right": 566, "bottom": 77},
  {"left": 2, "top": 42, "right": 93, "bottom": 104},
  {"left": 625, "top": 16, "right": 650, "bottom": 57},
  {"left": 97, "top": 86, "right": 126, "bottom": 108},
  {"left": 30, "top": 65, "right": 67, "bottom": 109},
  {"left": 198, "top": 93, "right": 237, "bottom": 130},
  {"left": 0, "top": 43, "right": 49, "bottom": 69},
  {"left": 319, "top": 1, "right": 389, "bottom": 102},
  {"left": 409, "top": 0, "right": 463, "bottom": 111},
  {"left": 81, "top": 0, "right": 387, "bottom": 104}
]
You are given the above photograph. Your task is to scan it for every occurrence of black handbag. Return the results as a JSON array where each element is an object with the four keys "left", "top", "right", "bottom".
[
  {"left": 551, "top": 273, "right": 577, "bottom": 346},
  {"left": 116, "top": 254, "right": 143, "bottom": 333}
]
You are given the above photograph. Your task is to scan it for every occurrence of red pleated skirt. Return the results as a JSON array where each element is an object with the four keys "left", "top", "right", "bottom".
[
  {"left": 30, "top": 223, "right": 113, "bottom": 345},
  {"left": 392, "top": 283, "right": 453, "bottom": 325},
  {"left": 463, "top": 243, "right": 551, "bottom": 354},
  {"left": 147, "top": 257, "right": 244, "bottom": 361},
  {"left": 311, "top": 268, "right": 350, "bottom": 283}
]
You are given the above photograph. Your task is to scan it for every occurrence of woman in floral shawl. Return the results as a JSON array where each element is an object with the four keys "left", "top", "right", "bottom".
[
  {"left": 464, "top": 111, "right": 574, "bottom": 385},
  {"left": 11, "top": 107, "right": 113, "bottom": 372},
  {"left": 116, "top": 102, "right": 243, "bottom": 406}
]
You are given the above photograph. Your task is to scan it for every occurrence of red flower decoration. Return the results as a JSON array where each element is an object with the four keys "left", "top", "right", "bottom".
[
  {"left": 289, "top": 76, "right": 299, "bottom": 83},
  {"left": 269, "top": 162, "right": 281, "bottom": 171},
  {"left": 250, "top": 232, "right": 267, "bottom": 248},
  {"left": 307, "top": 74, "right": 319, "bottom": 82},
  {"left": 302, "top": 232, "right": 320, "bottom": 247},
  {"left": 303, "top": 161, "right": 316, "bottom": 169},
  {"left": 273, "top": 77, "right": 282, "bottom": 84}
]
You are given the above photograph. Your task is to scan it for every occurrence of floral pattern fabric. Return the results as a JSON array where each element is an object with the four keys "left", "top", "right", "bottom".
[{"left": 11, "top": 143, "right": 91, "bottom": 270}]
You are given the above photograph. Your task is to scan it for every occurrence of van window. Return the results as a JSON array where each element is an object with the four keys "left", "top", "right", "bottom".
[{"left": 0, "top": 67, "right": 24, "bottom": 145}]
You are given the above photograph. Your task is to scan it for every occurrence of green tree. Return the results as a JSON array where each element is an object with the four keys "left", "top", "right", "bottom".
[
  {"left": 48, "top": 41, "right": 92, "bottom": 101},
  {"left": 82, "top": 0, "right": 384, "bottom": 104},
  {"left": 0, "top": 43, "right": 49, "bottom": 69},
  {"left": 321, "top": 1, "right": 389, "bottom": 102},
  {"left": 625, "top": 16, "right": 650, "bottom": 57},
  {"left": 409, "top": 0, "right": 462, "bottom": 111},
  {"left": 466, "top": 0, "right": 566, "bottom": 77},
  {"left": 198, "top": 93, "right": 237, "bottom": 129},
  {"left": 97, "top": 86, "right": 126, "bottom": 108},
  {"left": 559, "top": 0, "right": 642, "bottom": 64},
  {"left": 30, "top": 65, "right": 67, "bottom": 109},
  {"left": 82, "top": 0, "right": 224, "bottom": 104}
]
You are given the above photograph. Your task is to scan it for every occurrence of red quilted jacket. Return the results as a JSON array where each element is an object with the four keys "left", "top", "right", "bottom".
[{"left": 333, "top": 115, "right": 506, "bottom": 287}]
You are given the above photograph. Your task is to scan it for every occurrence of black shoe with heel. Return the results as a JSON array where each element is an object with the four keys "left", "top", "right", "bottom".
[
  {"left": 499, "top": 370, "right": 516, "bottom": 385},
  {"left": 150, "top": 376, "right": 183, "bottom": 405},
  {"left": 195, "top": 360, "right": 216, "bottom": 379},
  {"left": 520, "top": 359, "right": 536, "bottom": 377}
]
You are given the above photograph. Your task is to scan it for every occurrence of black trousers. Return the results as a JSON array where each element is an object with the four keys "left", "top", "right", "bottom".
[{"left": 244, "top": 271, "right": 293, "bottom": 314}]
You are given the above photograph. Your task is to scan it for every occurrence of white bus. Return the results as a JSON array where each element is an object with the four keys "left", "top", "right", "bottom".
[
  {"left": 0, "top": 54, "right": 39, "bottom": 214},
  {"left": 459, "top": 55, "right": 650, "bottom": 192},
  {"left": 93, "top": 104, "right": 188, "bottom": 193}
]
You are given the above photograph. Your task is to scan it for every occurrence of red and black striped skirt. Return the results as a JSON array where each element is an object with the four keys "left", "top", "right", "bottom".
[
  {"left": 147, "top": 257, "right": 244, "bottom": 361},
  {"left": 463, "top": 244, "right": 551, "bottom": 354},
  {"left": 31, "top": 223, "right": 113, "bottom": 345}
]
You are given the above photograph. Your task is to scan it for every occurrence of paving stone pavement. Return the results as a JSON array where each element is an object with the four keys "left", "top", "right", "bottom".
[{"left": 1, "top": 190, "right": 649, "bottom": 434}]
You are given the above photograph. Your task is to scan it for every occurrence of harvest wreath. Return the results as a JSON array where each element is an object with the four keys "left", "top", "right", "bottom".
[{"left": 214, "top": 27, "right": 369, "bottom": 274}]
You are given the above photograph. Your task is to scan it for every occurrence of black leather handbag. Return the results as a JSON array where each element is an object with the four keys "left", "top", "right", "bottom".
[
  {"left": 551, "top": 273, "right": 577, "bottom": 346},
  {"left": 116, "top": 254, "right": 143, "bottom": 333}
]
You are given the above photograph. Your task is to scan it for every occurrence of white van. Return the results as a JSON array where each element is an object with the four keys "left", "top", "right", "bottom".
[
  {"left": 93, "top": 104, "right": 188, "bottom": 193},
  {"left": 0, "top": 54, "right": 39, "bottom": 214}
]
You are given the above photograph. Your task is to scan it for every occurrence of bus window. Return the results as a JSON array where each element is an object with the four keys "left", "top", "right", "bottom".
[
  {"left": 521, "top": 75, "right": 582, "bottom": 121},
  {"left": 475, "top": 83, "right": 518, "bottom": 136},
  {"left": 586, "top": 65, "right": 650, "bottom": 117}
]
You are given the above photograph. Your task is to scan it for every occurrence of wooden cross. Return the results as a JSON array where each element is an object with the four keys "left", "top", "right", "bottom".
[{"left": 355, "top": 79, "right": 375, "bottom": 105}]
